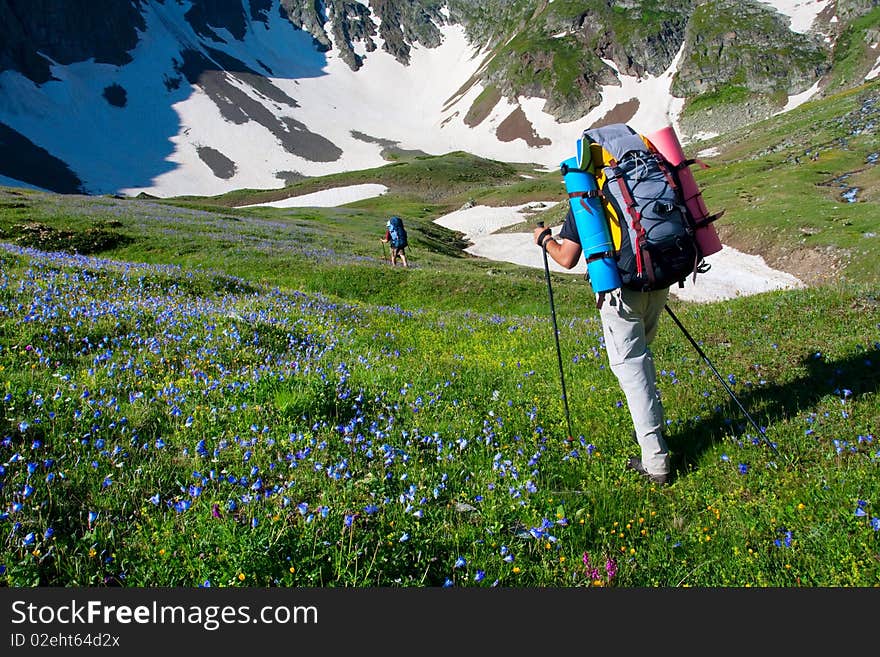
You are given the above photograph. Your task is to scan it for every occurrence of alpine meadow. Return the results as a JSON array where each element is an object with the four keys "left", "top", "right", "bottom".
[{"left": 1, "top": 73, "right": 879, "bottom": 588}]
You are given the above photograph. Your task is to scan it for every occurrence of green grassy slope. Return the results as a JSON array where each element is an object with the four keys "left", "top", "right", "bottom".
[
  {"left": 691, "top": 79, "right": 880, "bottom": 285},
  {"left": 0, "top": 80, "right": 877, "bottom": 588}
]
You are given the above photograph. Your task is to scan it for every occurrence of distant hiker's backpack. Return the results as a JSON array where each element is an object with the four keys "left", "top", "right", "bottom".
[
  {"left": 388, "top": 216, "right": 408, "bottom": 249},
  {"left": 581, "top": 123, "right": 709, "bottom": 291}
]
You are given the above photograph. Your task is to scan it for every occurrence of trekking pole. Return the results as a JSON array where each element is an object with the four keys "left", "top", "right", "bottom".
[
  {"left": 381, "top": 240, "right": 388, "bottom": 264},
  {"left": 664, "top": 304, "right": 778, "bottom": 454},
  {"left": 537, "top": 221, "right": 574, "bottom": 441}
]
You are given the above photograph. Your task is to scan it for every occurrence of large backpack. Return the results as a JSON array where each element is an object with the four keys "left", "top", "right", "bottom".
[
  {"left": 388, "top": 216, "right": 408, "bottom": 249},
  {"left": 581, "top": 123, "right": 708, "bottom": 291}
]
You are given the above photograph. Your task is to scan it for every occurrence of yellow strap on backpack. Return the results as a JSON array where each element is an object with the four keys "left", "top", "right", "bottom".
[{"left": 586, "top": 141, "right": 623, "bottom": 251}]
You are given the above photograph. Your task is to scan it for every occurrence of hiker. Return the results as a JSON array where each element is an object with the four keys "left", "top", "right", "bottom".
[
  {"left": 380, "top": 216, "right": 409, "bottom": 268},
  {"left": 534, "top": 215, "right": 671, "bottom": 485}
]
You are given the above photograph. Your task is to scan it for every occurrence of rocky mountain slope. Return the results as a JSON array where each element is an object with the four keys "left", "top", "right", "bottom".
[{"left": 0, "top": 0, "right": 877, "bottom": 196}]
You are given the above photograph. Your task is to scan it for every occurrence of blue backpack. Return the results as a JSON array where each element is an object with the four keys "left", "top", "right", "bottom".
[
  {"left": 388, "top": 216, "right": 408, "bottom": 248},
  {"left": 581, "top": 124, "right": 707, "bottom": 291}
]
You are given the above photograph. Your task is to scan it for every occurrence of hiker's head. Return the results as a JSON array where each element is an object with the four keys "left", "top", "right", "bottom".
[{"left": 386, "top": 220, "right": 392, "bottom": 228}]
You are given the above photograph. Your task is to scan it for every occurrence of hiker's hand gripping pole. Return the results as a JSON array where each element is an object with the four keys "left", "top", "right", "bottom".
[{"left": 537, "top": 221, "right": 574, "bottom": 441}]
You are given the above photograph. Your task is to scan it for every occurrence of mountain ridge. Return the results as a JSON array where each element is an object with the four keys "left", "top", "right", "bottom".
[{"left": 0, "top": 0, "right": 877, "bottom": 196}]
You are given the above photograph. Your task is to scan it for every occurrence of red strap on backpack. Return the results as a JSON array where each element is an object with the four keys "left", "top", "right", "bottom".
[
  {"left": 568, "top": 189, "right": 601, "bottom": 217},
  {"left": 609, "top": 158, "right": 653, "bottom": 285}
]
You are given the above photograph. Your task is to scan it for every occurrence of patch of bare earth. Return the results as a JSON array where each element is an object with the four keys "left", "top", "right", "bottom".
[
  {"left": 716, "top": 224, "right": 848, "bottom": 287},
  {"left": 496, "top": 106, "right": 551, "bottom": 147},
  {"left": 589, "top": 98, "right": 640, "bottom": 128}
]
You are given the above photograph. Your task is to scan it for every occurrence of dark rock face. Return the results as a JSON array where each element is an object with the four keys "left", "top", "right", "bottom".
[
  {"left": 0, "top": 121, "right": 83, "bottom": 193},
  {"left": 103, "top": 84, "right": 127, "bottom": 108},
  {"left": 196, "top": 145, "right": 236, "bottom": 179},
  {"left": 672, "top": 0, "right": 829, "bottom": 98},
  {"left": 184, "top": 0, "right": 250, "bottom": 41},
  {"left": 835, "top": 0, "right": 880, "bottom": 22},
  {"left": 277, "top": 0, "right": 446, "bottom": 71},
  {"left": 0, "top": 0, "right": 145, "bottom": 84}
]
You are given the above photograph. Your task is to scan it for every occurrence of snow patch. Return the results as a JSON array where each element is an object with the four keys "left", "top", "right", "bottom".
[
  {"left": 431, "top": 201, "right": 804, "bottom": 302},
  {"left": 239, "top": 183, "right": 388, "bottom": 208},
  {"left": 758, "top": 0, "right": 831, "bottom": 34}
]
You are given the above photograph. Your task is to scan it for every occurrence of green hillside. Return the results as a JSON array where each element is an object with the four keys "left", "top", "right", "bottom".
[{"left": 0, "top": 81, "right": 878, "bottom": 587}]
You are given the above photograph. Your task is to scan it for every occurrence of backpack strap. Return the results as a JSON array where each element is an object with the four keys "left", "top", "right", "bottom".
[
  {"left": 568, "top": 189, "right": 601, "bottom": 200},
  {"left": 648, "top": 149, "right": 685, "bottom": 211},
  {"left": 562, "top": 163, "right": 604, "bottom": 216},
  {"left": 584, "top": 250, "right": 616, "bottom": 263},
  {"left": 606, "top": 159, "right": 654, "bottom": 286},
  {"left": 570, "top": 189, "right": 602, "bottom": 221},
  {"left": 679, "top": 158, "right": 708, "bottom": 169},
  {"left": 646, "top": 144, "right": 708, "bottom": 286}
]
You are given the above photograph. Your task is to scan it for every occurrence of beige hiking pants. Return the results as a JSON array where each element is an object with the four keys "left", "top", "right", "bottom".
[{"left": 599, "top": 286, "right": 671, "bottom": 476}]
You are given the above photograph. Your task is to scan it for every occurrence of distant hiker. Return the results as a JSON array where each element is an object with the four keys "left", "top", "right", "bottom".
[{"left": 380, "top": 216, "right": 408, "bottom": 268}]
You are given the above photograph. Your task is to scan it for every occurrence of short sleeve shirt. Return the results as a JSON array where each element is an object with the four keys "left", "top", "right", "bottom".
[{"left": 558, "top": 206, "right": 580, "bottom": 244}]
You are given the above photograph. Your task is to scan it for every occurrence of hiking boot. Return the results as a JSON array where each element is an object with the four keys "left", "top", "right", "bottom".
[{"left": 626, "top": 456, "right": 670, "bottom": 485}]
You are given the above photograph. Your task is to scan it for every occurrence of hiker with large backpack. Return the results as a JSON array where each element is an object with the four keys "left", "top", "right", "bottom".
[
  {"left": 380, "top": 215, "right": 409, "bottom": 268},
  {"left": 534, "top": 123, "right": 723, "bottom": 486}
]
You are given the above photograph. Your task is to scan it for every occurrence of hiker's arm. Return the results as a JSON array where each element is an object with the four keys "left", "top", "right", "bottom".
[{"left": 533, "top": 227, "right": 581, "bottom": 269}]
